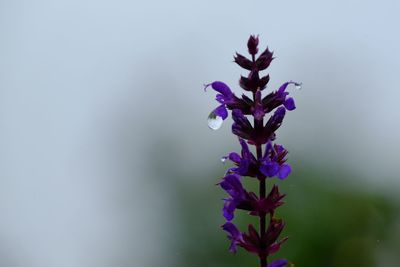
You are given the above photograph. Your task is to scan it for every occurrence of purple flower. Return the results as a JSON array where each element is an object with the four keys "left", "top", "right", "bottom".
[
  {"left": 268, "top": 259, "right": 289, "bottom": 267},
  {"left": 232, "top": 109, "right": 254, "bottom": 141},
  {"left": 262, "top": 81, "right": 301, "bottom": 113},
  {"left": 219, "top": 174, "right": 254, "bottom": 220},
  {"left": 220, "top": 174, "right": 245, "bottom": 199},
  {"left": 204, "top": 81, "right": 236, "bottom": 121},
  {"left": 224, "top": 139, "right": 258, "bottom": 177},
  {"left": 277, "top": 82, "right": 298, "bottom": 111},
  {"left": 222, "top": 222, "right": 243, "bottom": 253},
  {"left": 260, "top": 142, "right": 291, "bottom": 179},
  {"left": 263, "top": 107, "right": 286, "bottom": 142}
]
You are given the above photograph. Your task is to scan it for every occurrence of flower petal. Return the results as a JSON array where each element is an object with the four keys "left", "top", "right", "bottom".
[
  {"left": 222, "top": 222, "right": 242, "bottom": 253},
  {"left": 284, "top": 97, "right": 296, "bottom": 110},
  {"left": 228, "top": 152, "right": 241, "bottom": 164},
  {"left": 268, "top": 259, "right": 288, "bottom": 267},
  {"left": 260, "top": 162, "right": 280, "bottom": 177},
  {"left": 214, "top": 104, "right": 228, "bottom": 120},
  {"left": 277, "top": 82, "right": 291, "bottom": 93},
  {"left": 223, "top": 199, "right": 236, "bottom": 221},
  {"left": 278, "top": 81, "right": 300, "bottom": 93},
  {"left": 278, "top": 164, "right": 291, "bottom": 179},
  {"left": 220, "top": 174, "right": 244, "bottom": 198},
  {"left": 232, "top": 109, "right": 253, "bottom": 140},
  {"left": 205, "top": 81, "right": 232, "bottom": 97}
]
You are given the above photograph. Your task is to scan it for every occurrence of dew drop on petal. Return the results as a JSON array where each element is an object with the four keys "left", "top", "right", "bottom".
[
  {"left": 294, "top": 82, "right": 302, "bottom": 90},
  {"left": 221, "top": 157, "right": 227, "bottom": 163},
  {"left": 207, "top": 111, "right": 224, "bottom": 130}
]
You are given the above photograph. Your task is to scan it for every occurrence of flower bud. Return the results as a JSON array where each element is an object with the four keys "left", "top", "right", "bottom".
[{"left": 247, "top": 35, "right": 259, "bottom": 56}]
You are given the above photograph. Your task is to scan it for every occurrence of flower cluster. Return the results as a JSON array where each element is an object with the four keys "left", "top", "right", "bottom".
[{"left": 205, "top": 35, "right": 300, "bottom": 267}]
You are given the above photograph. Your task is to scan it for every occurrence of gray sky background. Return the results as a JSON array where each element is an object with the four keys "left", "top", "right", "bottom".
[{"left": 0, "top": 0, "right": 399, "bottom": 266}]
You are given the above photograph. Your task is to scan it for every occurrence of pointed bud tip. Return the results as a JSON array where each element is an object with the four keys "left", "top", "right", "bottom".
[{"left": 247, "top": 35, "right": 259, "bottom": 55}]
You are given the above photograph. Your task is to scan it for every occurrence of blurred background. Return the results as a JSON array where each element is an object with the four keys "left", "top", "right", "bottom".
[{"left": 1, "top": 0, "right": 399, "bottom": 266}]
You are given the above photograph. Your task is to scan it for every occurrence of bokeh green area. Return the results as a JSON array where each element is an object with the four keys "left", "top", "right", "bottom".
[{"left": 172, "top": 163, "right": 400, "bottom": 267}]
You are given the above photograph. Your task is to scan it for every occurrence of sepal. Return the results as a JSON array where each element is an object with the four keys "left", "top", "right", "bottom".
[
  {"left": 234, "top": 53, "right": 253, "bottom": 70},
  {"left": 256, "top": 47, "right": 274, "bottom": 70}
]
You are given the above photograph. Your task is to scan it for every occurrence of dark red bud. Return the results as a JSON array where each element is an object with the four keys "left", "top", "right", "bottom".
[{"left": 247, "top": 35, "right": 259, "bottom": 55}]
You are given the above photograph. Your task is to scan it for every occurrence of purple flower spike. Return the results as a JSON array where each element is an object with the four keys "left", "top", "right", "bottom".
[
  {"left": 222, "top": 222, "right": 243, "bottom": 253},
  {"left": 268, "top": 259, "right": 289, "bottom": 267},
  {"left": 205, "top": 36, "right": 300, "bottom": 266}
]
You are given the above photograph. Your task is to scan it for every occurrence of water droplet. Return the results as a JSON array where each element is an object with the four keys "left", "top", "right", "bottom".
[
  {"left": 294, "top": 82, "right": 302, "bottom": 90},
  {"left": 221, "top": 157, "right": 227, "bottom": 163},
  {"left": 207, "top": 111, "right": 223, "bottom": 130}
]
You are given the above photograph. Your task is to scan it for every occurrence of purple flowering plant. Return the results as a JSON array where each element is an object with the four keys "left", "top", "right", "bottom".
[{"left": 205, "top": 36, "right": 301, "bottom": 267}]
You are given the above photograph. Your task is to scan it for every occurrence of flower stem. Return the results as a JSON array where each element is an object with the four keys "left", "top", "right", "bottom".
[
  {"left": 254, "top": 94, "right": 267, "bottom": 267},
  {"left": 252, "top": 51, "right": 267, "bottom": 267},
  {"left": 257, "top": 141, "right": 267, "bottom": 267}
]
